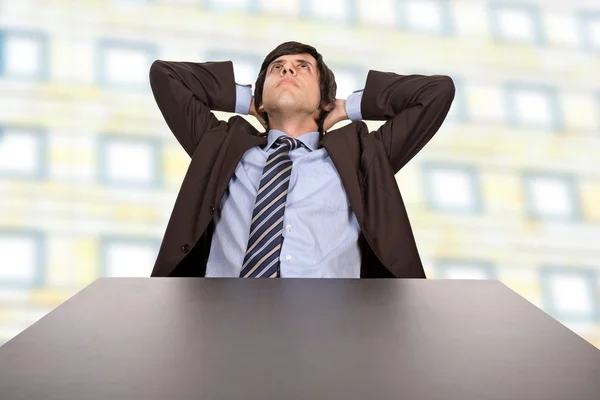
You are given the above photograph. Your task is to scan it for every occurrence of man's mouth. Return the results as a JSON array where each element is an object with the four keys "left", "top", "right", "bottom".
[{"left": 279, "top": 79, "right": 299, "bottom": 87}]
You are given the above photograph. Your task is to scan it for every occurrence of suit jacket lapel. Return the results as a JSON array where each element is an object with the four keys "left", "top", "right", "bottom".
[
  {"left": 215, "top": 125, "right": 267, "bottom": 206},
  {"left": 320, "top": 125, "right": 364, "bottom": 226}
]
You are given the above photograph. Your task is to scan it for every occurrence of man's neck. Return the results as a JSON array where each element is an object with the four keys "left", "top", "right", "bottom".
[{"left": 267, "top": 113, "right": 318, "bottom": 138}]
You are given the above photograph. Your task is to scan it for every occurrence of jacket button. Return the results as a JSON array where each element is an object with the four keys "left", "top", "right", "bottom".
[
  {"left": 209, "top": 205, "right": 215, "bottom": 215},
  {"left": 180, "top": 244, "right": 190, "bottom": 253}
]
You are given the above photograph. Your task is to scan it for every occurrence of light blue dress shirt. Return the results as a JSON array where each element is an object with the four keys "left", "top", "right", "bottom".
[{"left": 205, "top": 85, "right": 364, "bottom": 278}]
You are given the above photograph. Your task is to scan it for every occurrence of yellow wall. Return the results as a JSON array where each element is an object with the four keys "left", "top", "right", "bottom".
[{"left": 0, "top": 0, "right": 599, "bottom": 349}]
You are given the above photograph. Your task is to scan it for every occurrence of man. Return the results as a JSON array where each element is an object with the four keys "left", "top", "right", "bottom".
[{"left": 149, "top": 41, "right": 455, "bottom": 279}]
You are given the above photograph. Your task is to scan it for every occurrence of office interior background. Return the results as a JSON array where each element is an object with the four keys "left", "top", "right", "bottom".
[{"left": 0, "top": 0, "right": 599, "bottom": 349}]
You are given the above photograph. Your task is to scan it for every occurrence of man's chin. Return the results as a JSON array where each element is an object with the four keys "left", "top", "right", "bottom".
[{"left": 267, "top": 97, "right": 303, "bottom": 111}]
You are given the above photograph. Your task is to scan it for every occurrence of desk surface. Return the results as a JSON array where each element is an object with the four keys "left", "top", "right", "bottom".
[{"left": 1, "top": 278, "right": 599, "bottom": 400}]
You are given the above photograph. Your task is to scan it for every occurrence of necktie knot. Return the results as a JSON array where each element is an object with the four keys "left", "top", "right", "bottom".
[{"left": 275, "top": 136, "right": 304, "bottom": 151}]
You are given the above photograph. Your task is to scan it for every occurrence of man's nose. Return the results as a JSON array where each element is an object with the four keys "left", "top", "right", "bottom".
[{"left": 280, "top": 64, "right": 296, "bottom": 76}]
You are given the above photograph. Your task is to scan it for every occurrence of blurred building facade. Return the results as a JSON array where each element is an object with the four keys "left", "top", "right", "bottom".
[{"left": 0, "top": 0, "right": 599, "bottom": 348}]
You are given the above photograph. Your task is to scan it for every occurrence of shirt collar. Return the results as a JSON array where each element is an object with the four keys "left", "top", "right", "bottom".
[{"left": 263, "top": 129, "right": 319, "bottom": 152}]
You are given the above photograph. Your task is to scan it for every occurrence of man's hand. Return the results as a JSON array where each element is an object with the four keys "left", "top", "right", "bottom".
[
  {"left": 323, "top": 98, "right": 348, "bottom": 132},
  {"left": 249, "top": 97, "right": 268, "bottom": 130}
]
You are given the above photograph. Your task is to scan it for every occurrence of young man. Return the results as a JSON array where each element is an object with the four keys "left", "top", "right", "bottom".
[{"left": 149, "top": 41, "right": 455, "bottom": 279}]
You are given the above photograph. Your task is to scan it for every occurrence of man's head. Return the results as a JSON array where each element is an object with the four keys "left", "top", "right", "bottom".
[{"left": 254, "top": 41, "right": 336, "bottom": 134}]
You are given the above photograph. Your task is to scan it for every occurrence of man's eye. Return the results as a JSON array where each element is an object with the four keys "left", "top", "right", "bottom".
[
  {"left": 299, "top": 63, "right": 308, "bottom": 68},
  {"left": 273, "top": 65, "right": 281, "bottom": 70}
]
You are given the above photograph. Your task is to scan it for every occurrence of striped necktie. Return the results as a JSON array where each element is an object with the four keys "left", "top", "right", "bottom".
[{"left": 240, "top": 136, "right": 307, "bottom": 278}]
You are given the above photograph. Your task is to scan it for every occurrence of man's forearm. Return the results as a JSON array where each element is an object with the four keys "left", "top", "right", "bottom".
[{"left": 361, "top": 70, "right": 454, "bottom": 120}]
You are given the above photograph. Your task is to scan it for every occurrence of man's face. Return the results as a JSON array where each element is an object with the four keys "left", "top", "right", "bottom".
[{"left": 260, "top": 53, "right": 321, "bottom": 117}]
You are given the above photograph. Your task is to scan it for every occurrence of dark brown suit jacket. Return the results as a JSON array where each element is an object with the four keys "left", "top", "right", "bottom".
[{"left": 148, "top": 60, "right": 455, "bottom": 279}]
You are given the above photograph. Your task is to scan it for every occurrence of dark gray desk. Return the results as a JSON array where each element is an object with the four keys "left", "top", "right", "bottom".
[{"left": 1, "top": 278, "right": 599, "bottom": 399}]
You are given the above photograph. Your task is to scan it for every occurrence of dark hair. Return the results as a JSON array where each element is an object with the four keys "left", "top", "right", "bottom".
[{"left": 254, "top": 41, "right": 336, "bottom": 135}]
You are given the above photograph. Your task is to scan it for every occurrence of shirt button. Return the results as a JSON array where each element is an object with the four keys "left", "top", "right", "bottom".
[
  {"left": 285, "top": 255, "right": 292, "bottom": 261},
  {"left": 286, "top": 224, "right": 292, "bottom": 232},
  {"left": 209, "top": 205, "right": 215, "bottom": 215}
]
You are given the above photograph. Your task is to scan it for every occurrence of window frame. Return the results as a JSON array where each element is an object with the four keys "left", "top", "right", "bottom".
[
  {"left": 97, "top": 133, "right": 163, "bottom": 188},
  {"left": 422, "top": 162, "right": 484, "bottom": 214}
]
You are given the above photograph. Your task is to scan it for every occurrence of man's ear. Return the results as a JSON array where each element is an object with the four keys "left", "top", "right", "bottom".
[{"left": 258, "top": 104, "right": 265, "bottom": 112}]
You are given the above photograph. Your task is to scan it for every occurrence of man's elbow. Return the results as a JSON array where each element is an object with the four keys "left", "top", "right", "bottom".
[
  {"left": 426, "top": 75, "right": 455, "bottom": 112},
  {"left": 437, "top": 75, "right": 456, "bottom": 101},
  {"left": 149, "top": 60, "right": 169, "bottom": 87}
]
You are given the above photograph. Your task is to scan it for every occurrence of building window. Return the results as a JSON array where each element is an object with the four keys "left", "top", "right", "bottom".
[
  {"left": 204, "top": 0, "right": 258, "bottom": 13},
  {"left": 489, "top": 3, "right": 544, "bottom": 45},
  {"left": 164, "top": 0, "right": 199, "bottom": 4},
  {"left": 329, "top": 64, "right": 364, "bottom": 99},
  {"left": 112, "top": 0, "right": 154, "bottom": 4},
  {"left": 541, "top": 267, "right": 598, "bottom": 322},
  {"left": 422, "top": 163, "right": 482, "bottom": 214},
  {"left": 0, "top": 127, "right": 46, "bottom": 179},
  {"left": 580, "top": 11, "right": 600, "bottom": 51},
  {"left": 302, "top": 0, "right": 357, "bottom": 24},
  {"left": 204, "top": 50, "right": 260, "bottom": 86},
  {"left": 436, "top": 260, "right": 495, "bottom": 280},
  {"left": 258, "top": 0, "right": 300, "bottom": 16},
  {"left": 0, "top": 230, "right": 44, "bottom": 288},
  {"left": 98, "top": 40, "right": 156, "bottom": 90},
  {"left": 98, "top": 135, "right": 162, "bottom": 188},
  {"left": 0, "top": 30, "right": 47, "bottom": 81},
  {"left": 100, "top": 237, "right": 160, "bottom": 277},
  {"left": 446, "top": 76, "right": 467, "bottom": 122},
  {"left": 523, "top": 172, "right": 579, "bottom": 221},
  {"left": 398, "top": 0, "right": 453, "bottom": 34},
  {"left": 598, "top": 92, "right": 600, "bottom": 130},
  {"left": 504, "top": 83, "right": 561, "bottom": 131},
  {"left": 356, "top": 0, "right": 395, "bottom": 28}
]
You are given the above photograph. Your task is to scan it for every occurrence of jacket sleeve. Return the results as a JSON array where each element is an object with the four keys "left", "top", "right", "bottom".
[
  {"left": 149, "top": 60, "right": 237, "bottom": 157},
  {"left": 360, "top": 70, "right": 455, "bottom": 173}
]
